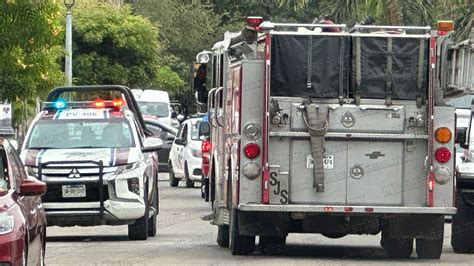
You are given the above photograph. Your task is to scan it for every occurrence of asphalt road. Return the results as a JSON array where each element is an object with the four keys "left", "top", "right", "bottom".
[{"left": 46, "top": 175, "right": 474, "bottom": 265}]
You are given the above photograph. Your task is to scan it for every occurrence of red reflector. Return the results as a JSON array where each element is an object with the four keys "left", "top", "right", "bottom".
[
  {"left": 244, "top": 143, "right": 260, "bottom": 159},
  {"left": 94, "top": 101, "right": 105, "bottom": 108},
  {"left": 437, "top": 30, "right": 447, "bottom": 36},
  {"left": 246, "top": 16, "right": 264, "bottom": 28},
  {"left": 344, "top": 207, "right": 353, "bottom": 212},
  {"left": 323, "top": 207, "right": 333, "bottom": 212},
  {"left": 202, "top": 139, "right": 211, "bottom": 153},
  {"left": 365, "top": 207, "right": 374, "bottom": 212},
  {"left": 435, "top": 147, "right": 451, "bottom": 163}
]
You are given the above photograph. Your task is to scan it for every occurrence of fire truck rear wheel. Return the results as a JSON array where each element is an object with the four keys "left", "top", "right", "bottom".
[
  {"left": 452, "top": 191, "right": 474, "bottom": 253},
  {"left": 169, "top": 165, "right": 179, "bottom": 187},
  {"left": 229, "top": 210, "right": 255, "bottom": 255},
  {"left": 381, "top": 228, "right": 413, "bottom": 258},
  {"left": 260, "top": 235, "right": 286, "bottom": 255},
  {"left": 185, "top": 163, "right": 194, "bottom": 188},
  {"left": 128, "top": 180, "right": 149, "bottom": 240},
  {"left": 416, "top": 215, "right": 444, "bottom": 259},
  {"left": 217, "top": 224, "right": 230, "bottom": 248}
]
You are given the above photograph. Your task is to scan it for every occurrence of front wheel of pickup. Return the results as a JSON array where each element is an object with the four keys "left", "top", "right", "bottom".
[
  {"left": 169, "top": 165, "right": 179, "bottom": 187},
  {"left": 381, "top": 229, "right": 413, "bottom": 258},
  {"left": 452, "top": 191, "right": 474, "bottom": 253},
  {"left": 128, "top": 180, "right": 149, "bottom": 241}
]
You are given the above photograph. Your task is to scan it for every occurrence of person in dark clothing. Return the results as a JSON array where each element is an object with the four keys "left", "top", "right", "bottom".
[
  {"left": 194, "top": 64, "right": 208, "bottom": 104},
  {"left": 313, "top": 15, "right": 341, "bottom": 33}
]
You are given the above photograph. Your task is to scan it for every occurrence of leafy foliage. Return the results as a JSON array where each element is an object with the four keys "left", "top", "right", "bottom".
[
  {"left": 72, "top": 2, "right": 169, "bottom": 89},
  {"left": 0, "top": 0, "right": 64, "bottom": 126},
  {"left": 0, "top": 0, "right": 64, "bottom": 100}
]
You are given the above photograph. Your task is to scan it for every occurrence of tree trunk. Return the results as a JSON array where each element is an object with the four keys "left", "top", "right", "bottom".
[{"left": 385, "top": 0, "right": 402, "bottom": 25}]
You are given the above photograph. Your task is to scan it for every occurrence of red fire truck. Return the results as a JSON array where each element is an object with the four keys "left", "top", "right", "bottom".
[{"left": 197, "top": 18, "right": 459, "bottom": 259}]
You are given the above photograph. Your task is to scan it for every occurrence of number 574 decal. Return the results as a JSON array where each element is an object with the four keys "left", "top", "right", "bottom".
[{"left": 269, "top": 169, "right": 289, "bottom": 204}]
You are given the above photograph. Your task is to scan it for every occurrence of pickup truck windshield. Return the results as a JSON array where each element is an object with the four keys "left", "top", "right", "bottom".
[{"left": 26, "top": 119, "right": 135, "bottom": 149}]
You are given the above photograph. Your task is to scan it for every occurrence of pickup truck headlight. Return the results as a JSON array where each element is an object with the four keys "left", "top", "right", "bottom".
[
  {"left": 0, "top": 214, "right": 13, "bottom": 235},
  {"left": 115, "top": 162, "right": 141, "bottom": 176}
]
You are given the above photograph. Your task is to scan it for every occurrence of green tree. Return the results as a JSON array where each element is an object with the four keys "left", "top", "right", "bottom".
[
  {"left": 72, "top": 2, "right": 183, "bottom": 92},
  {"left": 0, "top": 0, "right": 64, "bottom": 128}
]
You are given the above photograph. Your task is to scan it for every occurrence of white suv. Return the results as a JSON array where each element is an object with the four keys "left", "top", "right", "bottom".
[{"left": 168, "top": 118, "right": 203, "bottom": 188}]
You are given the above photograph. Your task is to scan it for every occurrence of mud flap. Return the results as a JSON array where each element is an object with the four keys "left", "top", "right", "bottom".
[{"left": 302, "top": 102, "right": 328, "bottom": 192}]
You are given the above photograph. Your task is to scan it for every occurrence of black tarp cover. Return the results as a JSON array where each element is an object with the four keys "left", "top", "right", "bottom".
[
  {"left": 270, "top": 35, "right": 351, "bottom": 98},
  {"left": 270, "top": 34, "right": 429, "bottom": 100},
  {"left": 354, "top": 36, "right": 429, "bottom": 100}
]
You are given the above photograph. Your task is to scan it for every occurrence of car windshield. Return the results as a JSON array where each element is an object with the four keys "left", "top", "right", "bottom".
[
  {"left": 26, "top": 119, "right": 135, "bottom": 149},
  {"left": 190, "top": 120, "right": 202, "bottom": 141},
  {"left": 138, "top": 102, "right": 169, "bottom": 118},
  {"left": 0, "top": 151, "right": 9, "bottom": 192}
]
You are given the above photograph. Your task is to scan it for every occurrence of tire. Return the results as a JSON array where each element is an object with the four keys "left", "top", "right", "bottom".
[
  {"left": 148, "top": 184, "right": 158, "bottom": 237},
  {"left": 217, "top": 224, "right": 230, "bottom": 248},
  {"left": 229, "top": 209, "right": 255, "bottom": 255},
  {"left": 169, "top": 165, "right": 179, "bottom": 187},
  {"left": 41, "top": 227, "right": 46, "bottom": 266},
  {"left": 452, "top": 191, "right": 474, "bottom": 253},
  {"left": 260, "top": 235, "right": 286, "bottom": 255},
  {"left": 381, "top": 228, "right": 413, "bottom": 258},
  {"left": 185, "top": 163, "right": 194, "bottom": 188},
  {"left": 416, "top": 216, "right": 444, "bottom": 259},
  {"left": 128, "top": 180, "right": 149, "bottom": 241}
]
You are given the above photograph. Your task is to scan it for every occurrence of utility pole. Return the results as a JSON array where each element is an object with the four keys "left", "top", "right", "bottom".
[{"left": 64, "top": 0, "right": 75, "bottom": 86}]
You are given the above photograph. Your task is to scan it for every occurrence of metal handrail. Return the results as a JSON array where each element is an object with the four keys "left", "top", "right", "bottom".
[
  {"left": 207, "top": 88, "right": 218, "bottom": 128},
  {"left": 215, "top": 87, "right": 224, "bottom": 127},
  {"left": 354, "top": 25, "right": 431, "bottom": 31}
]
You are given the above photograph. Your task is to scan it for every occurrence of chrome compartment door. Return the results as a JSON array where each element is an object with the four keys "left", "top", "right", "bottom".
[{"left": 346, "top": 141, "right": 404, "bottom": 205}]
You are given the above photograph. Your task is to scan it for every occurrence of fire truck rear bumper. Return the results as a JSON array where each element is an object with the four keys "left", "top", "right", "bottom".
[{"left": 238, "top": 204, "right": 456, "bottom": 215}]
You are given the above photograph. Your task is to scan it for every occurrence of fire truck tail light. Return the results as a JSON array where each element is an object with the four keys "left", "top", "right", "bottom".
[
  {"left": 244, "top": 143, "right": 260, "bottom": 159},
  {"left": 435, "top": 147, "right": 451, "bottom": 163},
  {"left": 202, "top": 139, "right": 211, "bottom": 153},
  {"left": 435, "top": 127, "right": 452, "bottom": 143},
  {"left": 246, "top": 16, "right": 264, "bottom": 28}
]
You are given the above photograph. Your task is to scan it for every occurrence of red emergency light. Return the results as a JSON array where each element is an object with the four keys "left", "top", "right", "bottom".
[
  {"left": 92, "top": 99, "right": 124, "bottom": 109},
  {"left": 246, "top": 16, "right": 264, "bottom": 29}
]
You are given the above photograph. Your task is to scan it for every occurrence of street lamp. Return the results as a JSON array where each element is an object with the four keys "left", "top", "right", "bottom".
[{"left": 64, "top": 0, "right": 75, "bottom": 86}]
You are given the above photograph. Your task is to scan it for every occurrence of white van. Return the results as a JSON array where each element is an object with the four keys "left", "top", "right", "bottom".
[{"left": 132, "top": 89, "right": 174, "bottom": 126}]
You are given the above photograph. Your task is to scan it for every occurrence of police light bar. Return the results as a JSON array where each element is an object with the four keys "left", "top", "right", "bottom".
[{"left": 41, "top": 99, "right": 125, "bottom": 111}]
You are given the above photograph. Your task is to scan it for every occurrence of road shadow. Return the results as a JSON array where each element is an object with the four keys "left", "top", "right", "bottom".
[{"left": 47, "top": 235, "right": 130, "bottom": 242}]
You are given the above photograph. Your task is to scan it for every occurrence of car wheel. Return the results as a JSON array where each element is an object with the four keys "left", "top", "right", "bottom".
[
  {"left": 169, "top": 164, "right": 179, "bottom": 187},
  {"left": 128, "top": 180, "right": 149, "bottom": 240},
  {"left": 148, "top": 184, "right": 158, "bottom": 237},
  {"left": 185, "top": 163, "right": 194, "bottom": 188},
  {"left": 23, "top": 233, "right": 28, "bottom": 266}
]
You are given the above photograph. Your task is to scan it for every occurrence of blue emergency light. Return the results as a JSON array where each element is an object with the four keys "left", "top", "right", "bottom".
[{"left": 53, "top": 98, "right": 67, "bottom": 109}]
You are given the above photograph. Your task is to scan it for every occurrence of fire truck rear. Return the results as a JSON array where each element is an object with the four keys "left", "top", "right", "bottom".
[{"left": 198, "top": 18, "right": 457, "bottom": 259}]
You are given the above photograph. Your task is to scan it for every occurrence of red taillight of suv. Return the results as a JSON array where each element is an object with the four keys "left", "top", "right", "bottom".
[
  {"left": 201, "top": 139, "right": 211, "bottom": 177},
  {"left": 202, "top": 139, "right": 211, "bottom": 153},
  {"left": 244, "top": 143, "right": 260, "bottom": 159}
]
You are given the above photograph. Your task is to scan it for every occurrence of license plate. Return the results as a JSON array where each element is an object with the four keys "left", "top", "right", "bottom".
[
  {"left": 307, "top": 155, "right": 334, "bottom": 169},
  {"left": 62, "top": 184, "right": 86, "bottom": 198}
]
